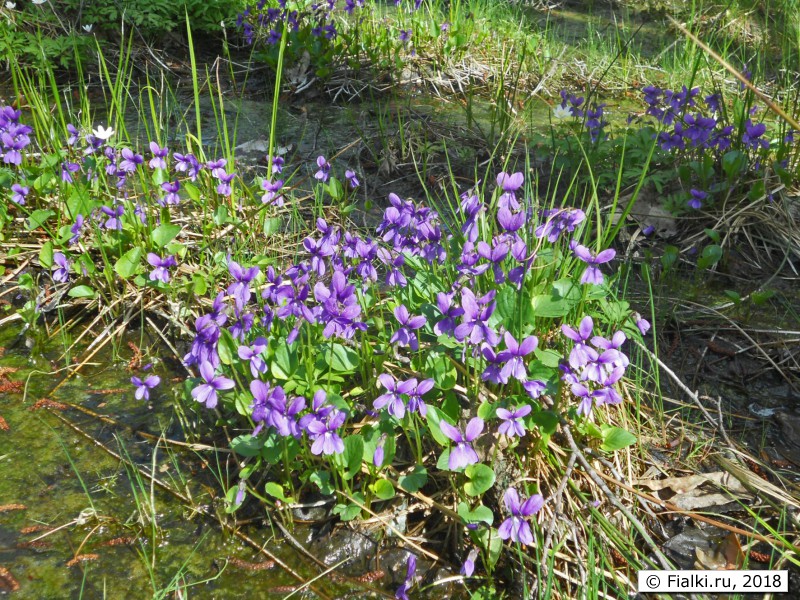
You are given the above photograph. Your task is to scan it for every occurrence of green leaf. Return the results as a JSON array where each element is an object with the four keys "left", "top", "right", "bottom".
[
  {"left": 477, "top": 401, "right": 496, "bottom": 421},
  {"left": 398, "top": 465, "right": 427, "bottom": 493},
  {"left": 496, "top": 286, "right": 534, "bottom": 323},
  {"left": 337, "top": 434, "right": 364, "bottom": 481},
  {"left": 309, "top": 470, "right": 334, "bottom": 495},
  {"left": 371, "top": 479, "right": 395, "bottom": 500},
  {"left": 231, "top": 435, "right": 264, "bottom": 457},
  {"left": 751, "top": 289, "right": 775, "bottom": 305},
  {"left": 39, "top": 241, "right": 54, "bottom": 268},
  {"left": 704, "top": 228, "right": 721, "bottom": 244},
  {"left": 436, "top": 448, "right": 451, "bottom": 470},
  {"left": 272, "top": 340, "right": 298, "bottom": 380},
  {"left": 464, "top": 464, "right": 495, "bottom": 496},
  {"left": 114, "top": 247, "right": 143, "bottom": 278},
  {"left": 425, "top": 406, "right": 452, "bottom": 446},
  {"left": 531, "top": 278, "right": 581, "bottom": 317},
  {"left": 217, "top": 328, "right": 238, "bottom": 366},
  {"left": 697, "top": 244, "right": 723, "bottom": 269},
  {"left": 213, "top": 205, "right": 229, "bottom": 226},
  {"left": 722, "top": 150, "right": 746, "bottom": 180},
  {"left": 184, "top": 182, "right": 201, "bottom": 201},
  {"left": 26, "top": 209, "right": 54, "bottom": 231},
  {"left": 661, "top": 245, "right": 679, "bottom": 271},
  {"left": 263, "top": 216, "right": 282, "bottom": 236},
  {"left": 332, "top": 502, "right": 361, "bottom": 521},
  {"left": 66, "top": 188, "right": 96, "bottom": 219},
  {"left": 67, "top": 285, "right": 95, "bottom": 299},
  {"left": 316, "top": 343, "right": 360, "bottom": 373},
  {"left": 600, "top": 426, "right": 637, "bottom": 452},
  {"left": 193, "top": 274, "right": 208, "bottom": 296},
  {"left": 224, "top": 484, "right": 243, "bottom": 513},
  {"left": 325, "top": 177, "right": 343, "bottom": 200},
  {"left": 151, "top": 223, "right": 181, "bottom": 248},
  {"left": 425, "top": 351, "right": 456, "bottom": 390},
  {"left": 457, "top": 502, "right": 494, "bottom": 526},
  {"left": 264, "top": 482, "right": 294, "bottom": 503},
  {"left": 531, "top": 410, "right": 559, "bottom": 436},
  {"left": 534, "top": 348, "right": 561, "bottom": 368}
]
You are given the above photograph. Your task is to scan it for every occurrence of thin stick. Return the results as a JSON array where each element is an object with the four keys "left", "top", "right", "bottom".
[
  {"left": 562, "top": 424, "right": 673, "bottom": 570},
  {"left": 632, "top": 338, "right": 735, "bottom": 447}
]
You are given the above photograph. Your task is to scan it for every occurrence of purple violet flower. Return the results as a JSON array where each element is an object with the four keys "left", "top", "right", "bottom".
[
  {"left": 100, "top": 204, "right": 124, "bottom": 231},
  {"left": 149, "top": 141, "right": 169, "bottom": 169},
  {"left": 119, "top": 148, "right": 144, "bottom": 173},
  {"left": 69, "top": 215, "right": 84, "bottom": 245},
  {"left": 160, "top": 180, "right": 181, "bottom": 206},
  {"left": 390, "top": 305, "right": 426, "bottom": 351},
  {"left": 146, "top": 253, "right": 177, "bottom": 283},
  {"left": 434, "top": 292, "right": 464, "bottom": 337},
  {"left": 395, "top": 555, "right": 416, "bottom": 600},
  {"left": 52, "top": 252, "right": 71, "bottom": 283},
  {"left": 131, "top": 375, "right": 160, "bottom": 401},
  {"left": 633, "top": 312, "right": 651, "bottom": 335},
  {"left": 496, "top": 404, "right": 532, "bottom": 438},
  {"left": 535, "top": 208, "right": 585, "bottom": 243},
  {"left": 11, "top": 183, "right": 28, "bottom": 205},
  {"left": 571, "top": 242, "right": 616, "bottom": 285},
  {"left": 562, "top": 316, "right": 598, "bottom": 370},
  {"left": 496, "top": 171, "right": 524, "bottom": 210},
  {"left": 497, "top": 488, "right": 543, "bottom": 545},
  {"left": 237, "top": 337, "right": 268, "bottom": 377},
  {"left": 345, "top": 169, "right": 359, "bottom": 188},
  {"left": 313, "top": 269, "right": 365, "bottom": 340},
  {"left": 261, "top": 178, "right": 284, "bottom": 206},
  {"left": 439, "top": 417, "right": 483, "bottom": 470},
  {"left": 227, "top": 260, "right": 260, "bottom": 310},
  {"left": 374, "top": 374, "right": 414, "bottom": 419},
  {"left": 191, "top": 361, "right": 235, "bottom": 409},
  {"left": 461, "top": 548, "right": 478, "bottom": 577},
  {"left": 688, "top": 188, "right": 706, "bottom": 210},
  {"left": 216, "top": 171, "right": 236, "bottom": 196},
  {"left": 314, "top": 155, "right": 331, "bottom": 182},
  {"left": 497, "top": 332, "right": 538, "bottom": 382},
  {"left": 307, "top": 409, "right": 346, "bottom": 455},
  {"left": 406, "top": 378, "right": 433, "bottom": 417},
  {"left": 61, "top": 161, "right": 80, "bottom": 183},
  {"left": 454, "top": 289, "right": 500, "bottom": 346}
]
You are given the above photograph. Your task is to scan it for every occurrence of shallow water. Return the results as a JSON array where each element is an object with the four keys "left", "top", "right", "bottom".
[{"left": 0, "top": 324, "right": 369, "bottom": 598}]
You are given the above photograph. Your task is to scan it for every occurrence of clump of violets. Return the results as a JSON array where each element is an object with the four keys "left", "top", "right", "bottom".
[{"left": 561, "top": 316, "right": 630, "bottom": 416}]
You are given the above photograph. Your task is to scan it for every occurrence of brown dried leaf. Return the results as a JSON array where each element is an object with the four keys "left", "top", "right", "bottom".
[
  {"left": 634, "top": 471, "right": 753, "bottom": 510},
  {"left": 695, "top": 533, "right": 744, "bottom": 570}
]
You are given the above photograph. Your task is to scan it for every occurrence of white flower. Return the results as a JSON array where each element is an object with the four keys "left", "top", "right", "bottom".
[
  {"left": 5, "top": 1, "right": 16, "bottom": 9},
  {"left": 82, "top": 24, "right": 93, "bottom": 32},
  {"left": 553, "top": 104, "right": 573, "bottom": 120},
  {"left": 92, "top": 125, "right": 115, "bottom": 141},
  {"left": 32, "top": 0, "right": 47, "bottom": 4}
]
